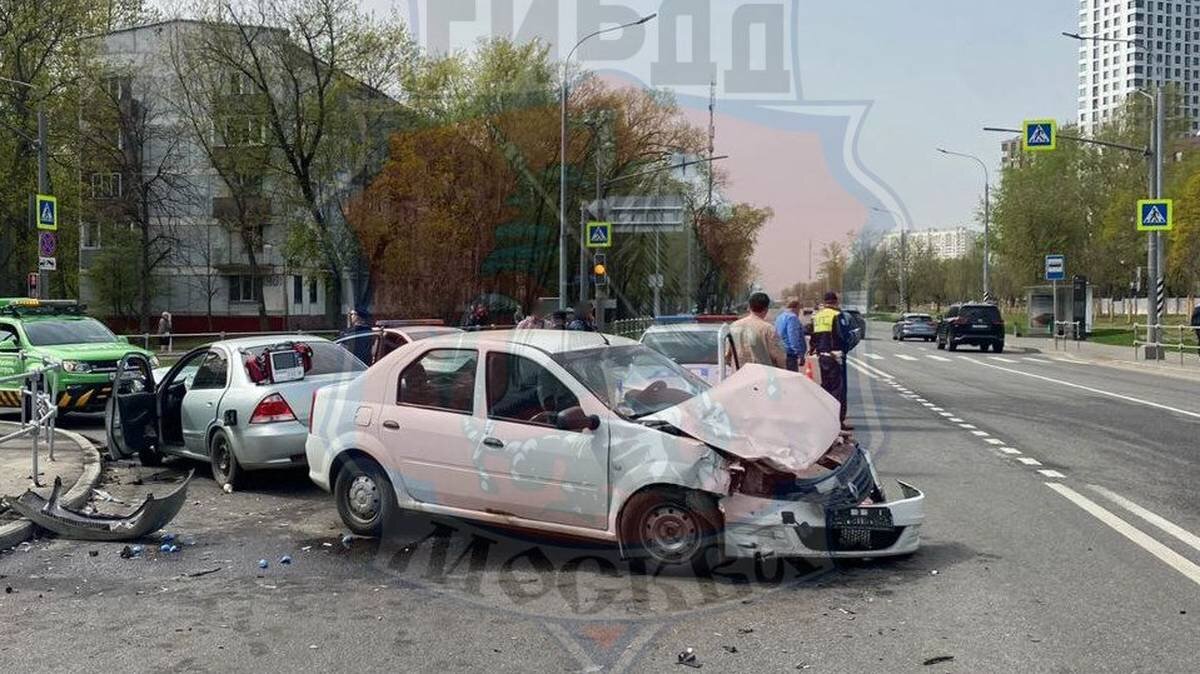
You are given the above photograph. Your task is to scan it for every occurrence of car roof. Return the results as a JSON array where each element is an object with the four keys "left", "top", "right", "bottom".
[
  {"left": 643, "top": 323, "right": 722, "bottom": 334},
  {"left": 213, "top": 335, "right": 333, "bottom": 350},
  {"left": 417, "top": 330, "right": 638, "bottom": 354}
]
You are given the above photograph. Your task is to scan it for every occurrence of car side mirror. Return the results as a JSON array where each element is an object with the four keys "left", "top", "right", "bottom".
[{"left": 556, "top": 406, "right": 600, "bottom": 432}]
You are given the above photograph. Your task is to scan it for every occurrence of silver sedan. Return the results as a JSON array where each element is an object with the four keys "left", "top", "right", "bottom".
[{"left": 108, "top": 336, "right": 365, "bottom": 488}]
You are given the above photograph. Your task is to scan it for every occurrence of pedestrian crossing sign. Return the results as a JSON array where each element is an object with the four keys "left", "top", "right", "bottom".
[
  {"left": 1022, "top": 119, "right": 1057, "bottom": 152},
  {"left": 1137, "top": 199, "right": 1173, "bottom": 231},
  {"left": 586, "top": 221, "right": 612, "bottom": 248},
  {"left": 35, "top": 194, "right": 57, "bottom": 231}
]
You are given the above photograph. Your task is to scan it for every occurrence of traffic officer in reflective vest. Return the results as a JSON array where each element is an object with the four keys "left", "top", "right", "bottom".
[{"left": 809, "top": 291, "right": 848, "bottom": 428}]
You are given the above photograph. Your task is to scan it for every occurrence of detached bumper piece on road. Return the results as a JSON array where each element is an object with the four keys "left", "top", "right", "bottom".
[
  {"left": 721, "top": 446, "right": 924, "bottom": 558},
  {"left": 2, "top": 470, "right": 192, "bottom": 541}
]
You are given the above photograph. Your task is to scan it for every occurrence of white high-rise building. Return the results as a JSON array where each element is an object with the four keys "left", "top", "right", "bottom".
[{"left": 1078, "top": 0, "right": 1200, "bottom": 136}]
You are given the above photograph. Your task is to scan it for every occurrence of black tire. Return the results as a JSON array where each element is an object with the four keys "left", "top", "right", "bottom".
[
  {"left": 980, "top": 343, "right": 990, "bottom": 353},
  {"left": 209, "top": 431, "right": 243, "bottom": 489},
  {"left": 994, "top": 344, "right": 1005, "bottom": 354},
  {"left": 335, "top": 455, "right": 398, "bottom": 537},
  {"left": 948, "top": 340, "right": 958, "bottom": 352},
  {"left": 620, "top": 488, "right": 721, "bottom": 567},
  {"left": 936, "top": 337, "right": 946, "bottom": 350},
  {"left": 138, "top": 446, "right": 164, "bottom": 467}
]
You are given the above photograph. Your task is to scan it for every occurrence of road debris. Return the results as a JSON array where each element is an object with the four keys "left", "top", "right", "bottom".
[
  {"left": 258, "top": 559, "right": 269, "bottom": 569},
  {"left": 2, "top": 471, "right": 193, "bottom": 542},
  {"left": 279, "top": 555, "right": 292, "bottom": 565},
  {"left": 721, "top": 646, "right": 738, "bottom": 654},
  {"left": 922, "top": 655, "right": 955, "bottom": 666},
  {"left": 119, "top": 545, "right": 144, "bottom": 559},
  {"left": 676, "top": 648, "right": 701, "bottom": 668},
  {"left": 183, "top": 567, "right": 222, "bottom": 578},
  {"left": 222, "top": 483, "right": 234, "bottom": 494}
]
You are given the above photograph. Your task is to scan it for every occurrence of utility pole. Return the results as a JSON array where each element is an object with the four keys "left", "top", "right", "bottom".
[
  {"left": 37, "top": 109, "right": 49, "bottom": 300},
  {"left": 1149, "top": 85, "right": 1165, "bottom": 354}
]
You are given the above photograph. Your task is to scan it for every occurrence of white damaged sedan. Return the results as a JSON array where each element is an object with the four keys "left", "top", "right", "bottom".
[{"left": 305, "top": 330, "right": 924, "bottom": 566}]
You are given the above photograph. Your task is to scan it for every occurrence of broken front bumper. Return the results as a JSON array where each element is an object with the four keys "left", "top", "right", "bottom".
[{"left": 721, "top": 449, "right": 925, "bottom": 559}]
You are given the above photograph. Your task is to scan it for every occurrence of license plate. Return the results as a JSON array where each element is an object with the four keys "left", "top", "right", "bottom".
[{"left": 830, "top": 507, "right": 894, "bottom": 531}]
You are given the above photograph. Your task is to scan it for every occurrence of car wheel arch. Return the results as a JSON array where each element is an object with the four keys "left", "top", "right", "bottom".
[
  {"left": 615, "top": 484, "right": 723, "bottom": 561},
  {"left": 330, "top": 447, "right": 383, "bottom": 488}
]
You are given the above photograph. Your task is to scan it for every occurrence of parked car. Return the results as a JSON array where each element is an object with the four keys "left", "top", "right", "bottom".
[
  {"left": 936, "top": 303, "right": 1005, "bottom": 353},
  {"left": 640, "top": 320, "right": 726, "bottom": 385},
  {"left": 107, "top": 336, "right": 366, "bottom": 487},
  {"left": 892, "top": 313, "right": 937, "bottom": 342},
  {"left": 336, "top": 320, "right": 462, "bottom": 367},
  {"left": 306, "top": 330, "right": 923, "bottom": 566},
  {"left": 0, "top": 298, "right": 157, "bottom": 414}
]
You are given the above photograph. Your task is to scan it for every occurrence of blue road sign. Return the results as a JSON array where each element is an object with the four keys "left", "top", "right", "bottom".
[
  {"left": 1045, "top": 254, "right": 1066, "bottom": 282},
  {"left": 1137, "top": 199, "right": 1173, "bottom": 231},
  {"left": 586, "top": 221, "right": 612, "bottom": 249},
  {"left": 1023, "top": 119, "right": 1057, "bottom": 152},
  {"left": 35, "top": 194, "right": 57, "bottom": 231}
]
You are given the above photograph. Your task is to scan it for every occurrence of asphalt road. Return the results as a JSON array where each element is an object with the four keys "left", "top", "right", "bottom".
[{"left": 0, "top": 329, "right": 1197, "bottom": 672}]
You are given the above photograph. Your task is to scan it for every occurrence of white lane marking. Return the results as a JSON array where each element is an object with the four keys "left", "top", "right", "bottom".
[
  {"left": 921, "top": 403, "right": 936, "bottom": 408},
  {"left": 985, "top": 438, "right": 1005, "bottom": 446},
  {"left": 930, "top": 406, "right": 944, "bottom": 411},
  {"left": 1024, "top": 357, "right": 1053, "bottom": 364},
  {"left": 948, "top": 417, "right": 964, "bottom": 423},
  {"left": 1016, "top": 457, "right": 1043, "bottom": 466},
  {"left": 895, "top": 354, "right": 919, "bottom": 362},
  {"left": 990, "top": 356, "right": 1018, "bottom": 363},
  {"left": 958, "top": 423, "right": 977, "bottom": 429},
  {"left": 927, "top": 355, "right": 952, "bottom": 362},
  {"left": 999, "top": 447, "right": 1022, "bottom": 455},
  {"left": 961, "top": 358, "right": 1200, "bottom": 419},
  {"left": 851, "top": 358, "right": 896, "bottom": 381},
  {"left": 1046, "top": 482, "right": 1200, "bottom": 588},
  {"left": 864, "top": 353, "right": 884, "bottom": 361},
  {"left": 1038, "top": 469, "right": 1066, "bottom": 479},
  {"left": 970, "top": 430, "right": 989, "bottom": 437},
  {"left": 938, "top": 412, "right": 954, "bottom": 417},
  {"left": 1087, "top": 484, "right": 1200, "bottom": 555},
  {"left": 846, "top": 359, "right": 880, "bottom": 381}
]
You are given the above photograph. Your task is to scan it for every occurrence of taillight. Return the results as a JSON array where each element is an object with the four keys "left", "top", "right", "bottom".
[
  {"left": 308, "top": 390, "right": 319, "bottom": 433},
  {"left": 250, "top": 393, "right": 297, "bottom": 424}
]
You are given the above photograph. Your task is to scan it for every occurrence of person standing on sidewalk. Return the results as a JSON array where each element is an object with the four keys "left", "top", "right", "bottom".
[
  {"left": 156, "top": 311, "right": 172, "bottom": 353},
  {"left": 726, "top": 292, "right": 787, "bottom": 370},
  {"left": 774, "top": 298, "right": 806, "bottom": 372},
  {"left": 1191, "top": 304, "right": 1200, "bottom": 354}
]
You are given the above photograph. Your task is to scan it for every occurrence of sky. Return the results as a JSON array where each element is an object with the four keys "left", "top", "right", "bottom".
[{"left": 368, "top": 0, "right": 1081, "bottom": 291}]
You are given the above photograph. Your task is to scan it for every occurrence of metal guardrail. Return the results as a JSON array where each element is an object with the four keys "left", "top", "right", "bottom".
[
  {"left": 1132, "top": 323, "right": 1200, "bottom": 364},
  {"left": 120, "top": 329, "right": 341, "bottom": 357},
  {"left": 0, "top": 352, "right": 60, "bottom": 487},
  {"left": 1052, "top": 321, "right": 1082, "bottom": 351}
]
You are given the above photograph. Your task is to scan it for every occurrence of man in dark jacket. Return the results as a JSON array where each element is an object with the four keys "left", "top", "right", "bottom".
[{"left": 1191, "top": 304, "right": 1200, "bottom": 353}]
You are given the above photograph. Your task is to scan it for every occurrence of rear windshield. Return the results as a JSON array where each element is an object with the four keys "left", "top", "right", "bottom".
[
  {"left": 308, "top": 341, "right": 368, "bottom": 375},
  {"left": 906, "top": 315, "right": 933, "bottom": 323},
  {"left": 642, "top": 328, "right": 720, "bottom": 365},
  {"left": 960, "top": 306, "right": 1002, "bottom": 322}
]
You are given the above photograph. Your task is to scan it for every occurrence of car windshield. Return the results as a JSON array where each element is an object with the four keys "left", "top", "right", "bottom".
[
  {"left": 641, "top": 328, "right": 720, "bottom": 365},
  {"left": 552, "top": 344, "right": 709, "bottom": 419},
  {"left": 23, "top": 318, "right": 116, "bottom": 346}
]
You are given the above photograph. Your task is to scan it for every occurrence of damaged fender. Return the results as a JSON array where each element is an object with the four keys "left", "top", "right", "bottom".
[{"left": 2, "top": 470, "right": 193, "bottom": 542}]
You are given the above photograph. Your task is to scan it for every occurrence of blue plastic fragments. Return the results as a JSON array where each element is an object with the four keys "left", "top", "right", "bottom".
[
  {"left": 257, "top": 559, "right": 269, "bottom": 569},
  {"left": 279, "top": 555, "right": 292, "bottom": 565}
]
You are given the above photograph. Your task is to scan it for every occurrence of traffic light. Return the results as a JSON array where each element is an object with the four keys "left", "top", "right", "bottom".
[{"left": 593, "top": 253, "right": 608, "bottom": 288}]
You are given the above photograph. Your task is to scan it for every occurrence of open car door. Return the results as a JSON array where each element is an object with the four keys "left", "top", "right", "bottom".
[
  {"left": 106, "top": 353, "right": 157, "bottom": 460},
  {"left": 335, "top": 331, "right": 380, "bottom": 367}
]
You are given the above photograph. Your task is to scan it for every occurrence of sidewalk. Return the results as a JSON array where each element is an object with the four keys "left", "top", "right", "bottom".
[
  {"left": 0, "top": 422, "right": 102, "bottom": 549},
  {"left": 1009, "top": 333, "right": 1200, "bottom": 382}
]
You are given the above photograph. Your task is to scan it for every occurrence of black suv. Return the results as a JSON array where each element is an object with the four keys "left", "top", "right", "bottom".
[{"left": 936, "top": 303, "right": 1005, "bottom": 353}]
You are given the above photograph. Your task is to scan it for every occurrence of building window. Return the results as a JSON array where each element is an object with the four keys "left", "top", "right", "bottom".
[
  {"left": 308, "top": 278, "right": 318, "bottom": 304},
  {"left": 229, "top": 275, "right": 262, "bottom": 303},
  {"left": 90, "top": 172, "right": 122, "bottom": 198},
  {"left": 215, "top": 116, "right": 265, "bottom": 147},
  {"left": 80, "top": 223, "right": 101, "bottom": 250},
  {"left": 293, "top": 275, "right": 304, "bottom": 304}
]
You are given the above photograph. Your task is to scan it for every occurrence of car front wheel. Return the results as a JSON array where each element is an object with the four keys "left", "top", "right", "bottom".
[
  {"left": 994, "top": 344, "right": 1005, "bottom": 354},
  {"left": 335, "top": 456, "right": 398, "bottom": 537},
  {"left": 620, "top": 488, "right": 721, "bottom": 568}
]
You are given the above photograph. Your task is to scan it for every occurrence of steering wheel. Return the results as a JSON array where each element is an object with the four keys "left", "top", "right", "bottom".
[{"left": 530, "top": 410, "right": 557, "bottom": 425}]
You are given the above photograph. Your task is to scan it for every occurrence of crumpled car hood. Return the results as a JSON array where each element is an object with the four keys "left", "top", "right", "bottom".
[{"left": 643, "top": 364, "right": 841, "bottom": 474}]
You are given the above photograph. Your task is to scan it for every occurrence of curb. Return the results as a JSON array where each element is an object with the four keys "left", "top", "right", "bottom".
[{"left": 0, "top": 424, "right": 103, "bottom": 550}]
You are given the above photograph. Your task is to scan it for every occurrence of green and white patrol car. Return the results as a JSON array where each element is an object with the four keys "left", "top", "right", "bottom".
[{"left": 0, "top": 299, "right": 158, "bottom": 413}]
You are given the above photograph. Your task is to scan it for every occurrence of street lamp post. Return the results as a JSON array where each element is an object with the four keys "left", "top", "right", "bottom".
[
  {"left": 936, "top": 149, "right": 990, "bottom": 302},
  {"left": 558, "top": 13, "right": 657, "bottom": 312},
  {"left": 1, "top": 75, "right": 49, "bottom": 299},
  {"left": 1063, "top": 31, "right": 1165, "bottom": 356}
]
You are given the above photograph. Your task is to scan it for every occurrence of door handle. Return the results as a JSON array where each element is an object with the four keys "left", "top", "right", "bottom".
[
  {"left": 482, "top": 437, "right": 504, "bottom": 449},
  {"left": 382, "top": 420, "right": 400, "bottom": 430}
]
